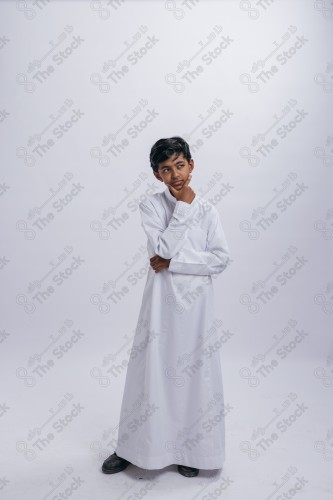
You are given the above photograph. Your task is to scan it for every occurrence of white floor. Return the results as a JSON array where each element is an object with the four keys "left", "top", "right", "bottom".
[{"left": 1, "top": 356, "right": 332, "bottom": 499}]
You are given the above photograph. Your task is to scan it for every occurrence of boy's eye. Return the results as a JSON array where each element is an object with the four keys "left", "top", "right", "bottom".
[{"left": 162, "top": 164, "right": 184, "bottom": 173}]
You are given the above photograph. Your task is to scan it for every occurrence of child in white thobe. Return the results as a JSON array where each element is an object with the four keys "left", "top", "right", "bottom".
[
  {"left": 114, "top": 193, "right": 230, "bottom": 470},
  {"left": 114, "top": 137, "right": 231, "bottom": 472}
]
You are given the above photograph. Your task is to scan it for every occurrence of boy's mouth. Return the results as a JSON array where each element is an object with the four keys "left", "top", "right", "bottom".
[{"left": 171, "top": 181, "right": 183, "bottom": 186}]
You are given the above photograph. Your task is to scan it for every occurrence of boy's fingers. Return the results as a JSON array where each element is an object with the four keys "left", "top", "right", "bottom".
[
  {"left": 150, "top": 255, "right": 161, "bottom": 262},
  {"left": 183, "top": 174, "right": 191, "bottom": 187}
]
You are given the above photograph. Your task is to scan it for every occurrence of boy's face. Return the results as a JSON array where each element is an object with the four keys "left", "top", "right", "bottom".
[{"left": 153, "top": 153, "right": 194, "bottom": 190}]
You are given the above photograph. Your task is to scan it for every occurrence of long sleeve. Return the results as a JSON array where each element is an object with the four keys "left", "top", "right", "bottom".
[
  {"left": 139, "top": 197, "right": 199, "bottom": 260},
  {"left": 168, "top": 207, "right": 231, "bottom": 276}
]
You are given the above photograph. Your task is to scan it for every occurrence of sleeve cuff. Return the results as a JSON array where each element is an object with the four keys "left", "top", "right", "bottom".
[{"left": 172, "top": 198, "right": 197, "bottom": 220}]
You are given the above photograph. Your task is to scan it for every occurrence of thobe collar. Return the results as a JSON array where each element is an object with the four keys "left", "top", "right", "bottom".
[
  {"left": 164, "top": 186, "right": 199, "bottom": 206},
  {"left": 164, "top": 186, "right": 177, "bottom": 203}
]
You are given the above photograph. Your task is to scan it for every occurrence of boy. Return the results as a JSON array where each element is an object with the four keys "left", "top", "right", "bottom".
[{"left": 102, "top": 137, "right": 231, "bottom": 478}]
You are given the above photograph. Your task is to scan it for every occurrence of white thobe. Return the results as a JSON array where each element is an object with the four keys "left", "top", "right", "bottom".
[{"left": 115, "top": 186, "right": 231, "bottom": 470}]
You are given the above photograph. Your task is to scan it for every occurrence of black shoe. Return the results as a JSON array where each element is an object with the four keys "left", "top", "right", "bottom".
[
  {"left": 177, "top": 464, "right": 199, "bottom": 477},
  {"left": 102, "top": 452, "right": 131, "bottom": 474}
]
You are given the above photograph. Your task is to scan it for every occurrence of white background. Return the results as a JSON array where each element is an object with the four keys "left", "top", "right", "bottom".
[{"left": 0, "top": 0, "right": 332, "bottom": 498}]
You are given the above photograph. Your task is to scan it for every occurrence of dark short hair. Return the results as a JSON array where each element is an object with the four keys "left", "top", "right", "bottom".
[{"left": 149, "top": 136, "right": 192, "bottom": 173}]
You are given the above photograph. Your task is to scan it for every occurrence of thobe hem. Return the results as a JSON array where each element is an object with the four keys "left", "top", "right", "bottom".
[{"left": 115, "top": 448, "right": 225, "bottom": 470}]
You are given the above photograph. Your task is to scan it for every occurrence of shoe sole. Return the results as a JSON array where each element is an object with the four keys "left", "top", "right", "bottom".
[{"left": 102, "top": 462, "right": 130, "bottom": 474}]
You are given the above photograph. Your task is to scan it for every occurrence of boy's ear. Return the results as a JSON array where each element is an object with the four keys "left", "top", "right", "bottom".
[{"left": 153, "top": 171, "right": 163, "bottom": 182}]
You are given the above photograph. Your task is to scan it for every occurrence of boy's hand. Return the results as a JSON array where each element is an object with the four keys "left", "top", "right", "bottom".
[
  {"left": 166, "top": 173, "right": 196, "bottom": 204},
  {"left": 150, "top": 255, "right": 171, "bottom": 273}
]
